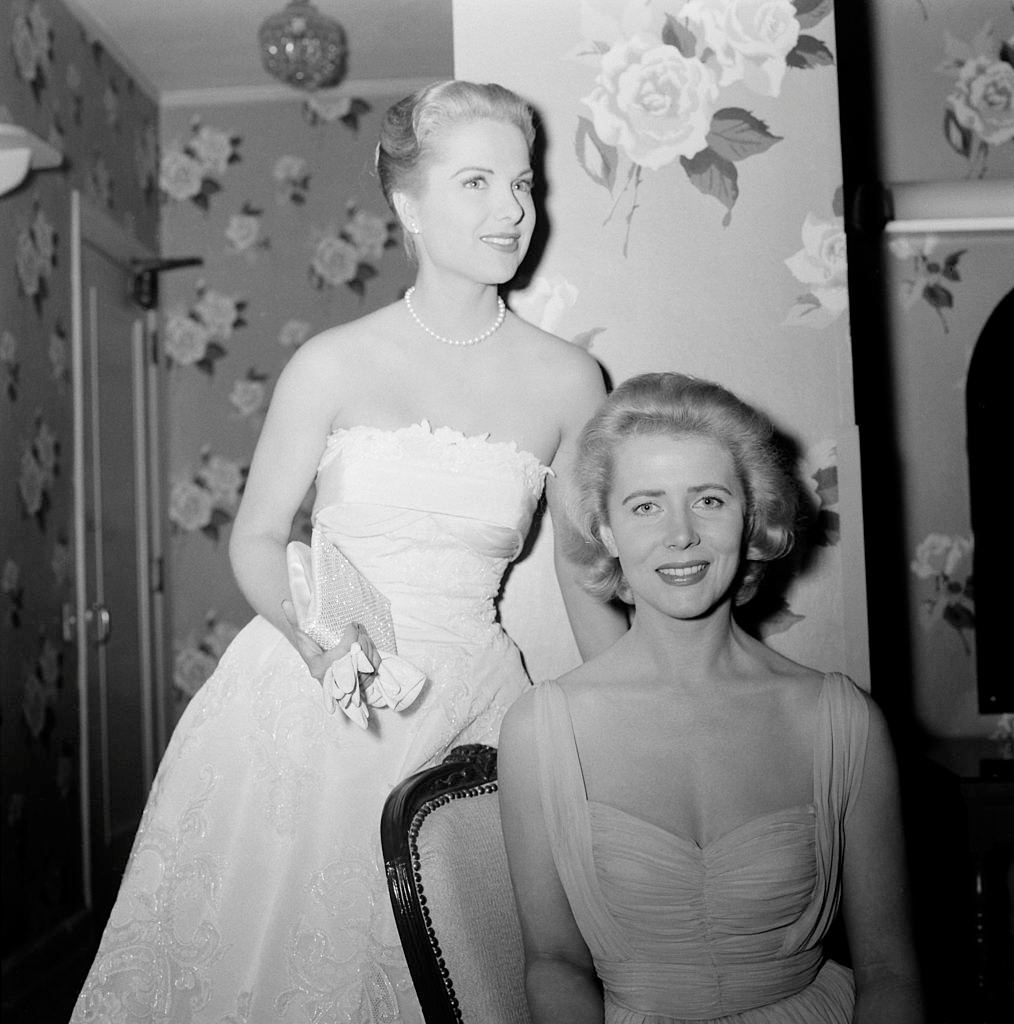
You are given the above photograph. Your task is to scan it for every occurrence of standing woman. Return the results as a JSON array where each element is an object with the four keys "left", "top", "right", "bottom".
[
  {"left": 499, "top": 373, "right": 924, "bottom": 1023},
  {"left": 72, "top": 81, "right": 625, "bottom": 1024}
]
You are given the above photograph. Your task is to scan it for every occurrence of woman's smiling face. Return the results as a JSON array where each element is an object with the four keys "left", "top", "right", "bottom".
[
  {"left": 601, "top": 433, "right": 747, "bottom": 620},
  {"left": 401, "top": 118, "right": 535, "bottom": 284}
]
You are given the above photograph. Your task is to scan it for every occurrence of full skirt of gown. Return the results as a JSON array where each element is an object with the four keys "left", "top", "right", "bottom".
[{"left": 71, "top": 421, "right": 551, "bottom": 1024}]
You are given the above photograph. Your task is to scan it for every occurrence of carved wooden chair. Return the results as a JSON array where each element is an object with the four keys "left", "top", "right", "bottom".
[{"left": 381, "top": 744, "right": 531, "bottom": 1024}]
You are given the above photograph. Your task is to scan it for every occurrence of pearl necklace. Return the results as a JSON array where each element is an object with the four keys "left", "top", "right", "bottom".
[{"left": 404, "top": 287, "right": 506, "bottom": 347}]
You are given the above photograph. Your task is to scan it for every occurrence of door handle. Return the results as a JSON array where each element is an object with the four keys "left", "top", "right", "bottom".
[{"left": 62, "top": 602, "right": 112, "bottom": 645}]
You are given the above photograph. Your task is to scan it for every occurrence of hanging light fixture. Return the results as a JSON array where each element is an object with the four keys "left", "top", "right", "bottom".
[{"left": 258, "top": 1, "right": 348, "bottom": 91}]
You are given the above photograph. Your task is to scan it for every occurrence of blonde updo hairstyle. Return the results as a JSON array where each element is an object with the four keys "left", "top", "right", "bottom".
[
  {"left": 575, "top": 373, "right": 798, "bottom": 607},
  {"left": 376, "top": 80, "right": 536, "bottom": 258}
]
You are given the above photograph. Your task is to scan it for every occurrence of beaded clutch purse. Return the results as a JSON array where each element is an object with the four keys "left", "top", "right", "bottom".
[{"left": 286, "top": 532, "right": 398, "bottom": 655}]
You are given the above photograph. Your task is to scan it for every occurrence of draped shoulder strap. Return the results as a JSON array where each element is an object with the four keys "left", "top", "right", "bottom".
[
  {"left": 532, "top": 681, "right": 631, "bottom": 958},
  {"left": 784, "top": 671, "right": 870, "bottom": 953}
]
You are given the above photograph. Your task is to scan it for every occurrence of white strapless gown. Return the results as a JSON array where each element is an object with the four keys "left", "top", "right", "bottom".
[{"left": 72, "top": 422, "right": 550, "bottom": 1024}]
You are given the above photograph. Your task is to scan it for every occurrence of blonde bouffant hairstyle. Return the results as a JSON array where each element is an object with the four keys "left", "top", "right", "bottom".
[
  {"left": 376, "top": 80, "right": 536, "bottom": 258},
  {"left": 574, "top": 372, "right": 799, "bottom": 607}
]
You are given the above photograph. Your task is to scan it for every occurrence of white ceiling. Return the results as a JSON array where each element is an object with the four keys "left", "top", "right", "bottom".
[{"left": 65, "top": 0, "right": 454, "bottom": 104}]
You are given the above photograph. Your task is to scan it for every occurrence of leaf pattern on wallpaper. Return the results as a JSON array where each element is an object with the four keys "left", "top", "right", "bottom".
[
  {"left": 165, "top": 284, "right": 247, "bottom": 374},
  {"left": 160, "top": 119, "right": 242, "bottom": 211},
  {"left": 169, "top": 449, "right": 248, "bottom": 542},
  {"left": 572, "top": 0, "right": 834, "bottom": 246},
  {"left": 1, "top": 330, "right": 20, "bottom": 402},
  {"left": 309, "top": 204, "right": 398, "bottom": 297},
  {"left": 888, "top": 235, "right": 966, "bottom": 333},
  {"left": 911, "top": 533, "right": 975, "bottom": 653},
  {"left": 801, "top": 438, "right": 840, "bottom": 548},
  {"left": 939, "top": 21, "right": 1014, "bottom": 177},
  {"left": 784, "top": 187, "right": 848, "bottom": 328}
]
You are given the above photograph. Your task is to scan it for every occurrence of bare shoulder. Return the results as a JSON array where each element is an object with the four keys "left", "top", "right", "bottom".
[{"left": 508, "top": 316, "right": 606, "bottom": 401}]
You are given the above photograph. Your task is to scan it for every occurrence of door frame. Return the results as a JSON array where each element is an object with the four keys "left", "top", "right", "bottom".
[{"left": 69, "top": 190, "right": 167, "bottom": 910}]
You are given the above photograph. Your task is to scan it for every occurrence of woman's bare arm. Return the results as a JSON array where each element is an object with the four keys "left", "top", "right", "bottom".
[
  {"left": 546, "top": 350, "right": 627, "bottom": 660},
  {"left": 499, "top": 691, "right": 604, "bottom": 1023},
  {"left": 842, "top": 696, "right": 925, "bottom": 1023},
  {"left": 229, "top": 334, "right": 341, "bottom": 645}
]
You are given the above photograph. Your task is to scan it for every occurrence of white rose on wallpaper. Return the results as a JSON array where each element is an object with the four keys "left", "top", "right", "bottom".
[
  {"left": 11, "top": 14, "right": 40, "bottom": 83},
  {"left": 191, "top": 123, "right": 236, "bottom": 176},
  {"left": 784, "top": 211, "right": 848, "bottom": 326},
  {"left": 887, "top": 233, "right": 967, "bottom": 332},
  {"left": 196, "top": 452, "right": 245, "bottom": 515},
  {"left": 27, "top": 0, "right": 51, "bottom": 60},
  {"left": 311, "top": 231, "right": 361, "bottom": 287},
  {"left": 160, "top": 149, "right": 205, "bottom": 202},
  {"left": 273, "top": 155, "right": 311, "bottom": 204},
  {"left": 22, "top": 675, "right": 47, "bottom": 739},
  {"left": 164, "top": 310, "right": 212, "bottom": 366},
  {"left": 225, "top": 211, "right": 263, "bottom": 253},
  {"left": 583, "top": 35, "right": 719, "bottom": 169},
  {"left": 202, "top": 614, "right": 240, "bottom": 659},
  {"left": 947, "top": 57, "right": 1014, "bottom": 146},
  {"left": 16, "top": 228, "right": 42, "bottom": 299},
  {"left": 34, "top": 419, "right": 58, "bottom": 481},
  {"left": 229, "top": 372, "right": 269, "bottom": 419},
  {"left": 512, "top": 275, "right": 580, "bottom": 334},
  {"left": 38, "top": 637, "right": 61, "bottom": 689},
  {"left": 194, "top": 288, "right": 244, "bottom": 341},
  {"left": 302, "top": 93, "right": 370, "bottom": 130},
  {"left": 173, "top": 645, "right": 218, "bottom": 699},
  {"left": 31, "top": 206, "right": 56, "bottom": 271},
  {"left": 51, "top": 540, "right": 71, "bottom": 588},
  {"left": 344, "top": 209, "right": 392, "bottom": 263},
  {"left": 1, "top": 329, "right": 17, "bottom": 364},
  {"left": 173, "top": 611, "right": 241, "bottom": 699},
  {"left": 911, "top": 533, "right": 973, "bottom": 581},
  {"left": 168, "top": 479, "right": 214, "bottom": 533},
  {"left": 2, "top": 559, "right": 20, "bottom": 596},
  {"left": 911, "top": 533, "right": 974, "bottom": 651},
  {"left": 18, "top": 448, "right": 45, "bottom": 519},
  {"left": 681, "top": 0, "right": 800, "bottom": 97},
  {"left": 278, "top": 319, "right": 312, "bottom": 349},
  {"left": 87, "top": 155, "right": 114, "bottom": 210}
]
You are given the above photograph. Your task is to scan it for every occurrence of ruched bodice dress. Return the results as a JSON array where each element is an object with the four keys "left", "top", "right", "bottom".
[
  {"left": 533, "top": 674, "right": 868, "bottom": 1023},
  {"left": 72, "top": 422, "right": 549, "bottom": 1024}
]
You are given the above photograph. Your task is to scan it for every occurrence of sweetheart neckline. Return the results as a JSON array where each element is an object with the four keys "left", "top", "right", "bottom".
[
  {"left": 328, "top": 419, "right": 549, "bottom": 471},
  {"left": 589, "top": 799, "right": 816, "bottom": 852}
]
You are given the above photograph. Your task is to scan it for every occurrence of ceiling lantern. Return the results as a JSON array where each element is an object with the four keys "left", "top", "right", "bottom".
[{"left": 258, "top": 1, "right": 348, "bottom": 91}]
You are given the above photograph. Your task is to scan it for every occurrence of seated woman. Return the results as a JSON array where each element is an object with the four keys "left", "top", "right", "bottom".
[{"left": 498, "top": 373, "right": 924, "bottom": 1023}]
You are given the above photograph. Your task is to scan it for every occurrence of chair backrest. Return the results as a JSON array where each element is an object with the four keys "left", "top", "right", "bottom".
[{"left": 381, "top": 744, "right": 532, "bottom": 1024}]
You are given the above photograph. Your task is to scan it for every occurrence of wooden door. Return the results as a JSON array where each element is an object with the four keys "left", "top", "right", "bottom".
[{"left": 70, "top": 190, "right": 169, "bottom": 912}]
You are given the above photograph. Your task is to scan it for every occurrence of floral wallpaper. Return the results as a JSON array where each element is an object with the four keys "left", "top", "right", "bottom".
[
  {"left": 159, "top": 93, "right": 412, "bottom": 723},
  {"left": 456, "top": 0, "right": 865, "bottom": 686},
  {"left": 884, "top": 231, "right": 1010, "bottom": 737},
  {"left": 1, "top": 0, "right": 159, "bottom": 960},
  {"left": 871, "top": 0, "right": 1014, "bottom": 182}
]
